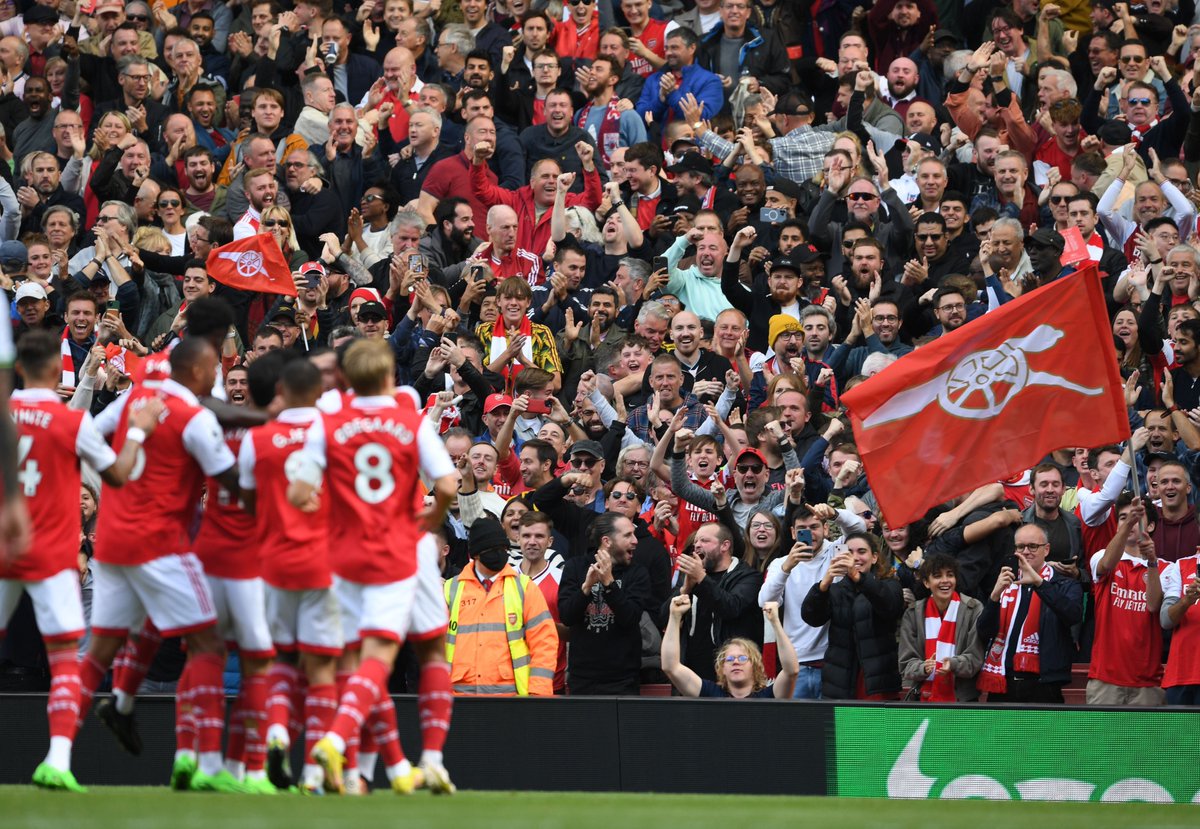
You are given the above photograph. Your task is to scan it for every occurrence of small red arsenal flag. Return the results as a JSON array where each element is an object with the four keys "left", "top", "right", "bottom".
[
  {"left": 842, "top": 264, "right": 1130, "bottom": 528},
  {"left": 205, "top": 233, "right": 297, "bottom": 296}
]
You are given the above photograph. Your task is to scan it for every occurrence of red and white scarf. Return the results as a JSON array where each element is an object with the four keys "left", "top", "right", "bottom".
[
  {"left": 577, "top": 99, "right": 623, "bottom": 171},
  {"left": 1130, "top": 119, "right": 1158, "bottom": 144},
  {"left": 978, "top": 564, "right": 1053, "bottom": 694},
  {"left": 922, "top": 594, "right": 960, "bottom": 702},
  {"left": 490, "top": 312, "right": 534, "bottom": 389}
]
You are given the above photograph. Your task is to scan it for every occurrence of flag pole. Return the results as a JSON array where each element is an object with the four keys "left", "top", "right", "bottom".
[
  {"left": 301, "top": 324, "right": 309, "bottom": 352},
  {"left": 1128, "top": 447, "right": 1146, "bottom": 534}
]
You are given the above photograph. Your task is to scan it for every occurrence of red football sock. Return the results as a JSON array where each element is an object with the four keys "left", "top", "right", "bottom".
[
  {"left": 112, "top": 621, "right": 162, "bottom": 697},
  {"left": 418, "top": 660, "right": 453, "bottom": 755},
  {"left": 369, "top": 695, "right": 403, "bottom": 767},
  {"left": 187, "top": 653, "right": 226, "bottom": 755},
  {"left": 76, "top": 653, "right": 108, "bottom": 735},
  {"left": 174, "top": 661, "right": 196, "bottom": 752},
  {"left": 265, "top": 663, "right": 299, "bottom": 743},
  {"left": 328, "top": 659, "right": 389, "bottom": 746},
  {"left": 225, "top": 689, "right": 246, "bottom": 764},
  {"left": 303, "top": 683, "right": 339, "bottom": 760},
  {"left": 46, "top": 647, "right": 81, "bottom": 741},
  {"left": 335, "top": 671, "right": 358, "bottom": 769},
  {"left": 241, "top": 673, "right": 269, "bottom": 772}
]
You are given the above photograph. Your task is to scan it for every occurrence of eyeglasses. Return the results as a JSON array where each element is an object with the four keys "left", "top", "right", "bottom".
[
  {"left": 609, "top": 491, "right": 639, "bottom": 501},
  {"left": 534, "top": 63, "right": 558, "bottom": 70},
  {"left": 1127, "top": 97, "right": 1152, "bottom": 106},
  {"left": 723, "top": 655, "right": 750, "bottom": 664},
  {"left": 915, "top": 233, "right": 943, "bottom": 241},
  {"left": 1048, "top": 195, "right": 1073, "bottom": 204},
  {"left": 1014, "top": 542, "right": 1048, "bottom": 552},
  {"left": 623, "top": 459, "right": 649, "bottom": 468},
  {"left": 749, "top": 521, "right": 774, "bottom": 530},
  {"left": 262, "top": 219, "right": 290, "bottom": 228},
  {"left": 847, "top": 192, "right": 878, "bottom": 201},
  {"left": 736, "top": 463, "right": 764, "bottom": 474},
  {"left": 157, "top": 199, "right": 181, "bottom": 208},
  {"left": 777, "top": 331, "right": 802, "bottom": 340},
  {"left": 123, "top": 73, "right": 151, "bottom": 82},
  {"left": 873, "top": 314, "right": 899, "bottom": 323},
  {"left": 97, "top": 214, "right": 120, "bottom": 222},
  {"left": 937, "top": 303, "right": 965, "bottom": 312},
  {"left": 570, "top": 456, "right": 598, "bottom": 468},
  {"left": 856, "top": 510, "right": 874, "bottom": 520},
  {"left": 1120, "top": 55, "right": 1145, "bottom": 63},
  {"left": 283, "top": 161, "right": 310, "bottom": 169}
]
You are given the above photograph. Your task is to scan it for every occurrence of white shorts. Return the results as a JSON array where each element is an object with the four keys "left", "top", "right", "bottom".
[
  {"left": 0, "top": 569, "right": 85, "bottom": 643},
  {"left": 410, "top": 534, "right": 448, "bottom": 642},
  {"left": 91, "top": 553, "right": 217, "bottom": 638},
  {"left": 207, "top": 575, "right": 275, "bottom": 659},
  {"left": 334, "top": 574, "right": 416, "bottom": 647},
  {"left": 264, "top": 584, "right": 343, "bottom": 656}
]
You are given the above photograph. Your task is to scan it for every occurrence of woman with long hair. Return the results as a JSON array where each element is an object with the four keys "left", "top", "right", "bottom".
[
  {"left": 155, "top": 186, "right": 190, "bottom": 256},
  {"left": 743, "top": 508, "right": 784, "bottom": 574},
  {"left": 801, "top": 531, "right": 904, "bottom": 699},
  {"left": 260, "top": 205, "right": 308, "bottom": 269},
  {"left": 662, "top": 595, "right": 797, "bottom": 698}
]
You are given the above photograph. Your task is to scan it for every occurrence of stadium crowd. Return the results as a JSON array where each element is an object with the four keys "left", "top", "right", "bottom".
[{"left": 1, "top": 0, "right": 1200, "bottom": 797}]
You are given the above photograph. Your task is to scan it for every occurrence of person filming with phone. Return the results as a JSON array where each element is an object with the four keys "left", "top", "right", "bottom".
[
  {"left": 758, "top": 492, "right": 867, "bottom": 699},
  {"left": 976, "top": 523, "right": 1084, "bottom": 704}
]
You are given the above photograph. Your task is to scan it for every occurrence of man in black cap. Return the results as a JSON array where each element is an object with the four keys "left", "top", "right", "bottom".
[
  {"left": 557, "top": 511, "right": 653, "bottom": 695},
  {"left": 723, "top": 225, "right": 811, "bottom": 352},
  {"left": 1026, "top": 227, "right": 1070, "bottom": 286},
  {"left": 266, "top": 305, "right": 303, "bottom": 349},
  {"left": 353, "top": 301, "right": 389, "bottom": 340},
  {"left": 912, "top": 29, "right": 960, "bottom": 102},
  {"left": 664, "top": 152, "right": 737, "bottom": 214}
]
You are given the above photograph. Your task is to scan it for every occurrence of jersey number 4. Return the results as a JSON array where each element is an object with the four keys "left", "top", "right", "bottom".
[{"left": 17, "top": 435, "right": 43, "bottom": 497}]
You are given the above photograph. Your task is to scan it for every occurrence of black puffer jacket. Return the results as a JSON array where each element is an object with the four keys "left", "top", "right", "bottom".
[{"left": 800, "top": 572, "right": 905, "bottom": 699}]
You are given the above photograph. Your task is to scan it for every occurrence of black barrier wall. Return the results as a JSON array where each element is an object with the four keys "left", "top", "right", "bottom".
[{"left": 0, "top": 695, "right": 831, "bottom": 795}]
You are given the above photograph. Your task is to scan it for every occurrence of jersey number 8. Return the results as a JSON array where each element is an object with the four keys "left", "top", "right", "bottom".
[{"left": 354, "top": 443, "right": 395, "bottom": 505}]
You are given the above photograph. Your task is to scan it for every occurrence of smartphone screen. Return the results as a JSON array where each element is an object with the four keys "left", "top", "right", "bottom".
[{"left": 408, "top": 253, "right": 424, "bottom": 274}]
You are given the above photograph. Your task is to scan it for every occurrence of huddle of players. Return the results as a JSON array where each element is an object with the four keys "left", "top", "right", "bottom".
[{"left": 5, "top": 325, "right": 458, "bottom": 795}]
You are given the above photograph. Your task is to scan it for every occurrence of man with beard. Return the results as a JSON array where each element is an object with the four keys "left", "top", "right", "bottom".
[
  {"left": 16, "top": 151, "right": 85, "bottom": 238},
  {"left": 181, "top": 146, "right": 224, "bottom": 214},
  {"left": 723, "top": 228, "right": 808, "bottom": 352},
  {"left": 473, "top": 145, "right": 601, "bottom": 259},
  {"left": 905, "top": 212, "right": 972, "bottom": 290},
  {"left": 501, "top": 11, "right": 555, "bottom": 91},
  {"left": 517, "top": 90, "right": 597, "bottom": 190},
  {"left": 1020, "top": 463, "right": 1083, "bottom": 566},
  {"left": 559, "top": 286, "right": 625, "bottom": 399},
  {"left": 221, "top": 134, "right": 290, "bottom": 224},
  {"left": 829, "top": 296, "right": 914, "bottom": 385},
  {"left": 187, "top": 84, "right": 234, "bottom": 167},
  {"left": 661, "top": 227, "right": 732, "bottom": 321},
  {"left": 928, "top": 285, "right": 969, "bottom": 339},
  {"left": 664, "top": 310, "right": 730, "bottom": 391},
  {"left": 11, "top": 77, "right": 58, "bottom": 167},
  {"left": 535, "top": 240, "right": 592, "bottom": 330},
  {"left": 747, "top": 314, "right": 806, "bottom": 408},
  {"left": 232, "top": 167, "right": 278, "bottom": 240},
  {"left": 282, "top": 150, "right": 345, "bottom": 259},
  {"left": 663, "top": 520, "right": 765, "bottom": 682},
  {"left": 422, "top": 197, "right": 481, "bottom": 272},
  {"left": 879, "top": 57, "right": 919, "bottom": 119},
  {"left": 810, "top": 169, "right": 914, "bottom": 278},
  {"left": 625, "top": 353, "right": 705, "bottom": 443},
  {"left": 597, "top": 30, "right": 650, "bottom": 105},
  {"left": 575, "top": 56, "right": 648, "bottom": 174},
  {"left": 636, "top": 28, "right": 723, "bottom": 124}
]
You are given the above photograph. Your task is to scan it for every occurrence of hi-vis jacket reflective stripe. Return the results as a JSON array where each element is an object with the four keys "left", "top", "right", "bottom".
[{"left": 444, "top": 562, "right": 558, "bottom": 696}]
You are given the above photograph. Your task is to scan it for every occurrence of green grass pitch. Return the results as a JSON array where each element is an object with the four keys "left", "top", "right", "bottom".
[{"left": 2, "top": 787, "right": 1197, "bottom": 829}]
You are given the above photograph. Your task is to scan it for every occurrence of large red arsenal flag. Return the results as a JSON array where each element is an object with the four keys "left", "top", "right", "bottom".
[
  {"left": 205, "top": 233, "right": 297, "bottom": 296},
  {"left": 842, "top": 265, "right": 1129, "bottom": 528}
]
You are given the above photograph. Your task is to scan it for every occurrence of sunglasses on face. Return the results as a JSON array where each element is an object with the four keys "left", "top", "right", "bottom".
[
  {"left": 1048, "top": 195, "right": 1073, "bottom": 204},
  {"left": 736, "top": 463, "right": 764, "bottom": 474},
  {"left": 915, "top": 233, "right": 943, "bottom": 241},
  {"left": 568, "top": 0, "right": 593, "bottom": 5},
  {"left": 570, "top": 456, "right": 598, "bottom": 468},
  {"left": 1120, "top": 55, "right": 1145, "bottom": 63},
  {"left": 609, "top": 491, "right": 639, "bottom": 501},
  {"left": 361, "top": 193, "right": 383, "bottom": 203},
  {"left": 262, "top": 219, "right": 289, "bottom": 228},
  {"left": 127, "top": 13, "right": 149, "bottom": 21},
  {"left": 158, "top": 199, "right": 181, "bottom": 208},
  {"left": 1127, "top": 97, "right": 1152, "bottom": 106},
  {"left": 847, "top": 192, "right": 877, "bottom": 201}
]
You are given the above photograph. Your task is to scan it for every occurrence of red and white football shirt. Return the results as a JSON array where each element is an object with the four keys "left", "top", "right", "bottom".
[
  {"left": 92, "top": 379, "right": 236, "bottom": 565},
  {"left": 1088, "top": 550, "right": 1167, "bottom": 687},
  {"left": 194, "top": 426, "right": 259, "bottom": 580},
  {"left": 6, "top": 388, "right": 116, "bottom": 580}
]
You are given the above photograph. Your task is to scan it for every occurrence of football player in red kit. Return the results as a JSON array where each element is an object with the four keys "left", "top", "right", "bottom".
[
  {"left": 287, "top": 339, "right": 457, "bottom": 795},
  {"left": 5, "top": 331, "right": 162, "bottom": 792}
]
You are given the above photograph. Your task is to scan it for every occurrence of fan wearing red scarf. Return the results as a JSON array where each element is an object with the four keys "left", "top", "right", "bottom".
[
  {"left": 977, "top": 523, "right": 1084, "bottom": 704},
  {"left": 475, "top": 276, "right": 563, "bottom": 393},
  {"left": 898, "top": 554, "right": 985, "bottom": 702}
]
